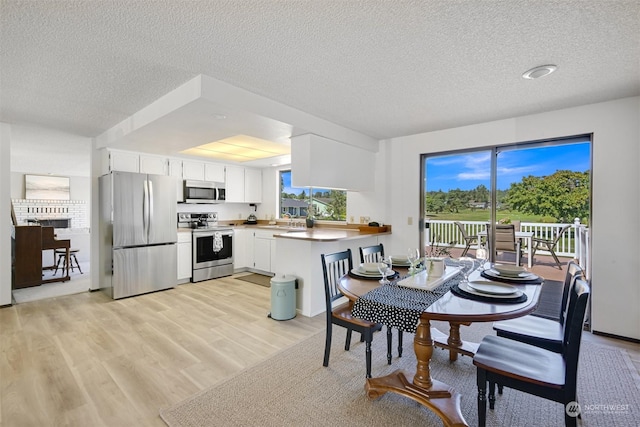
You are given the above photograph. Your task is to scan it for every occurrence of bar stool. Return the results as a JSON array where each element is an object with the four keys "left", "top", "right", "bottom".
[{"left": 53, "top": 248, "right": 82, "bottom": 275}]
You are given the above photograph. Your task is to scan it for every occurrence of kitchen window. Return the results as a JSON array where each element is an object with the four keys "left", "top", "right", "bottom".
[{"left": 279, "top": 170, "right": 347, "bottom": 221}]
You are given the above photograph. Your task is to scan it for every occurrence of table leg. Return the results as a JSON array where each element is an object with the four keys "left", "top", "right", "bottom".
[
  {"left": 364, "top": 317, "right": 468, "bottom": 426},
  {"left": 432, "top": 322, "right": 479, "bottom": 360}
]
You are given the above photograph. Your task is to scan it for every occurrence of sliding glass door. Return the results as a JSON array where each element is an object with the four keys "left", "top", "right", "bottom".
[{"left": 421, "top": 136, "right": 591, "bottom": 267}]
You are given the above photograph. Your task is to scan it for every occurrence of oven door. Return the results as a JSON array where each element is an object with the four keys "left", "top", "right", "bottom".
[{"left": 193, "top": 230, "right": 234, "bottom": 268}]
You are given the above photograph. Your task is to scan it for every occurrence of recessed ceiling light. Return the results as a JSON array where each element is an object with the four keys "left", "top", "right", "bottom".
[
  {"left": 212, "top": 114, "right": 227, "bottom": 120},
  {"left": 522, "top": 64, "right": 557, "bottom": 80}
]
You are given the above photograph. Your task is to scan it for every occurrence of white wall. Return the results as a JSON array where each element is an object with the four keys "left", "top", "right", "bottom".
[
  {"left": 0, "top": 123, "right": 12, "bottom": 306},
  {"left": 383, "top": 96, "right": 640, "bottom": 340}
]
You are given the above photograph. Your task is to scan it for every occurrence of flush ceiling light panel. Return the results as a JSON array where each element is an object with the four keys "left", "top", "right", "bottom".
[
  {"left": 522, "top": 64, "right": 558, "bottom": 79},
  {"left": 181, "top": 135, "right": 290, "bottom": 162}
]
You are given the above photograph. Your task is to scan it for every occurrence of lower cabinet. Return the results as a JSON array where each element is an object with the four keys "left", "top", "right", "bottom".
[
  {"left": 254, "top": 234, "right": 273, "bottom": 272},
  {"left": 177, "top": 232, "right": 192, "bottom": 282}
]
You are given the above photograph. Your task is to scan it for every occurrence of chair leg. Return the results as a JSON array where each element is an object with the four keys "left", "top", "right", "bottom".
[
  {"left": 549, "top": 249, "right": 562, "bottom": 268},
  {"left": 323, "top": 324, "right": 332, "bottom": 367},
  {"left": 497, "top": 384, "right": 503, "bottom": 395},
  {"left": 477, "top": 369, "right": 487, "bottom": 427},
  {"left": 488, "top": 381, "right": 496, "bottom": 410},
  {"left": 397, "top": 330, "right": 403, "bottom": 357},
  {"left": 461, "top": 243, "right": 470, "bottom": 257},
  {"left": 345, "top": 329, "right": 352, "bottom": 351},
  {"left": 386, "top": 326, "right": 392, "bottom": 365},
  {"left": 365, "top": 330, "right": 373, "bottom": 378},
  {"left": 72, "top": 254, "right": 83, "bottom": 274},
  {"left": 53, "top": 254, "right": 64, "bottom": 275}
]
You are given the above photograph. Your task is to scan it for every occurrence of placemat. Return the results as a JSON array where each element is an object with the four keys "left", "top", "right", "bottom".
[
  {"left": 481, "top": 269, "right": 542, "bottom": 285},
  {"left": 450, "top": 284, "right": 528, "bottom": 304}
]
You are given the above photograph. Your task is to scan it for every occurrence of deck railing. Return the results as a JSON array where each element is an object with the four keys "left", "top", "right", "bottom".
[{"left": 425, "top": 219, "right": 587, "bottom": 259}]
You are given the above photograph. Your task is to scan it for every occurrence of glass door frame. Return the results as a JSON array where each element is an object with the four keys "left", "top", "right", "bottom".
[{"left": 420, "top": 135, "right": 592, "bottom": 264}]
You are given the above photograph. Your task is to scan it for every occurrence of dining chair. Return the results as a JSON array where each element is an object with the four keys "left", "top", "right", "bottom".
[
  {"left": 321, "top": 249, "right": 384, "bottom": 378},
  {"left": 473, "top": 278, "right": 591, "bottom": 427},
  {"left": 489, "top": 224, "right": 522, "bottom": 266},
  {"left": 359, "top": 244, "right": 403, "bottom": 363},
  {"left": 492, "top": 260, "right": 585, "bottom": 353},
  {"left": 532, "top": 224, "right": 573, "bottom": 268},
  {"left": 359, "top": 243, "right": 385, "bottom": 263},
  {"left": 454, "top": 221, "right": 478, "bottom": 257}
]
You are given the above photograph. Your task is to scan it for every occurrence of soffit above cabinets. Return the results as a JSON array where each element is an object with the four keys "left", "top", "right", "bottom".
[{"left": 95, "top": 75, "right": 378, "bottom": 168}]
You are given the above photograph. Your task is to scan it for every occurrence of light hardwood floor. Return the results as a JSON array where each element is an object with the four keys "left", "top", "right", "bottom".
[
  {"left": 1, "top": 275, "right": 324, "bottom": 427},
  {"left": 2, "top": 274, "right": 638, "bottom": 427}
]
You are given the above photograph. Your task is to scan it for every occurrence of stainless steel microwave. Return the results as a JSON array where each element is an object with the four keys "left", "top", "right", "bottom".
[{"left": 183, "top": 180, "right": 226, "bottom": 203}]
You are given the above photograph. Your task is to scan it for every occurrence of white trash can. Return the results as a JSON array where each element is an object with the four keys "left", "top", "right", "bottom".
[{"left": 269, "top": 274, "right": 297, "bottom": 320}]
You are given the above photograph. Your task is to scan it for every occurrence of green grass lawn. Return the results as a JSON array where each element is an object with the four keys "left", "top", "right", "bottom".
[{"left": 426, "top": 209, "right": 545, "bottom": 223}]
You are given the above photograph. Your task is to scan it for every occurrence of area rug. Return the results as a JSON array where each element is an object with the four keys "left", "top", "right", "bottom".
[
  {"left": 160, "top": 322, "right": 640, "bottom": 426},
  {"left": 235, "top": 273, "right": 272, "bottom": 287}
]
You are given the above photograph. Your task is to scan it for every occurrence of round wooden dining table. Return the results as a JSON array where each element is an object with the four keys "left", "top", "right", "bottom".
[{"left": 338, "top": 267, "right": 543, "bottom": 427}]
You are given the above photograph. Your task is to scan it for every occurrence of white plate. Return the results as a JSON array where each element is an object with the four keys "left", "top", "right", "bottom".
[
  {"left": 390, "top": 255, "right": 411, "bottom": 266},
  {"left": 359, "top": 262, "right": 381, "bottom": 273},
  {"left": 350, "top": 268, "right": 395, "bottom": 278},
  {"left": 467, "top": 280, "right": 517, "bottom": 295},
  {"left": 492, "top": 264, "right": 526, "bottom": 277},
  {"left": 459, "top": 282, "right": 523, "bottom": 299},
  {"left": 485, "top": 269, "right": 537, "bottom": 280}
]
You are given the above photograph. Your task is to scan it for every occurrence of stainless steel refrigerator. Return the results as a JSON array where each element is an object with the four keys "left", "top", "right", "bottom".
[{"left": 99, "top": 171, "right": 177, "bottom": 299}]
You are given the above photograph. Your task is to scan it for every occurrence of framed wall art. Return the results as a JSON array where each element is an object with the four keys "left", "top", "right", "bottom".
[{"left": 25, "top": 174, "right": 70, "bottom": 200}]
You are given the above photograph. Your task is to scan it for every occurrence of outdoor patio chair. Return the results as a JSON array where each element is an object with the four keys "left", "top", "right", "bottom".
[
  {"left": 359, "top": 244, "right": 403, "bottom": 363},
  {"left": 454, "top": 221, "right": 479, "bottom": 257},
  {"left": 489, "top": 224, "right": 522, "bottom": 266},
  {"left": 532, "top": 224, "right": 572, "bottom": 268}
]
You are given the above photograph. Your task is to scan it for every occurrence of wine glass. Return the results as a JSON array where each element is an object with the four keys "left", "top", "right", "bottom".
[
  {"left": 475, "top": 246, "right": 489, "bottom": 271},
  {"left": 407, "top": 248, "right": 419, "bottom": 274},
  {"left": 377, "top": 256, "right": 392, "bottom": 284},
  {"left": 458, "top": 256, "right": 475, "bottom": 284}
]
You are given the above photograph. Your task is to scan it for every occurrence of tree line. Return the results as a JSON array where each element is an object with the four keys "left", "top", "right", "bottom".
[{"left": 426, "top": 170, "right": 590, "bottom": 223}]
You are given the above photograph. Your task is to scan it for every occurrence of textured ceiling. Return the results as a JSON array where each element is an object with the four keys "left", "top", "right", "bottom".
[{"left": 1, "top": 0, "right": 639, "bottom": 144}]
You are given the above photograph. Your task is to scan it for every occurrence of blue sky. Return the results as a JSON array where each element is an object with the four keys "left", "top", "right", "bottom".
[
  {"left": 281, "top": 170, "right": 313, "bottom": 195},
  {"left": 426, "top": 142, "right": 590, "bottom": 191}
]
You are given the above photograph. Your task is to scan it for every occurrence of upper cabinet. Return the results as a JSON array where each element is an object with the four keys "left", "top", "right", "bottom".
[
  {"left": 182, "top": 160, "right": 225, "bottom": 182},
  {"left": 103, "top": 149, "right": 167, "bottom": 175},
  {"left": 102, "top": 149, "right": 262, "bottom": 203},
  {"left": 291, "top": 134, "right": 375, "bottom": 191},
  {"left": 226, "top": 166, "right": 262, "bottom": 203},
  {"left": 139, "top": 154, "right": 168, "bottom": 175},
  {"left": 245, "top": 168, "right": 262, "bottom": 203}
]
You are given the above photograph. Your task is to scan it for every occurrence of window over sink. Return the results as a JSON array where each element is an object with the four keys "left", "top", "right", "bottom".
[{"left": 279, "top": 170, "right": 347, "bottom": 221}]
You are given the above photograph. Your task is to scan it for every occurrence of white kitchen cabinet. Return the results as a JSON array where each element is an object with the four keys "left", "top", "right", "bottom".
[
  {"left": 253, "top": 229, "right": 275, "bottom": 273},
  {"left": 169, "top": 159, "right": 184, "bottom": 201},
  {"left": 245, "top": 168, "right": 262, "bottom": 203},
  {"left": 205, "top": 163, "right": 225, "bottom": 182},
  {"left": 182, "top": 160, "right": 205, "bottom": 181},
  {"left": 139, "top": 154, "right": 168, "bottom": 175},
  {"left": 232, "top": 228, "right": 247, "bottom": 270},
  {"left": 107, "top": 150, "right": 139, "bottom": 173},
  {"left": 226, "top": 166, "right": 262, "bottom": 203},
  {"left": 177, "top": 231, "right": 192, "bottom": 282},
  {"left": 225, "top": 165, "right": 245, "bottom": 203}
]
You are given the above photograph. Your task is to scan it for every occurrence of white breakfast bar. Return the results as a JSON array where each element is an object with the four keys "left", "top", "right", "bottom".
[{"left": 273, "top": 227, "right": 391, "bottom": 317}]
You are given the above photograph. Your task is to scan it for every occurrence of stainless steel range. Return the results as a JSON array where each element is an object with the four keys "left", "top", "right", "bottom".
[{"left": 177, "top": 213, "right": 233, "bottom": 282}]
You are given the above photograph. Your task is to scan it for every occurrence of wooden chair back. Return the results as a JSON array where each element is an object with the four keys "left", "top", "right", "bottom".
[
  {"left": 359, "top": 244, "right": 384, "bottom": 264},
  {"left": 321, "top": 249, "right": 353, "bottom": 307},
  {"left": 562, "top": 278, "right": 590, "bottom": 392}
]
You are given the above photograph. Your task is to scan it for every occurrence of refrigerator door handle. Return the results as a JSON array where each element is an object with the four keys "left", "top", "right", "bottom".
[
  {"left": 148, "top": 179, "right": 154, "bottom": 236},
  {"left": 143, "top": 178, "right": 149, "bottom": 237}
]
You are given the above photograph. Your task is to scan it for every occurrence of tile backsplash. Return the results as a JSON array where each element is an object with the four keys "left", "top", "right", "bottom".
[{"left": 12, "top": 199, "right": 88, "bottom": 229}]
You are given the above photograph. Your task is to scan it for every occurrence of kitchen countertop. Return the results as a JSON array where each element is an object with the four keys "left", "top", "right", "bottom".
[{"left": 273, "top": 228, "right": 391, "bottom": 242}]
